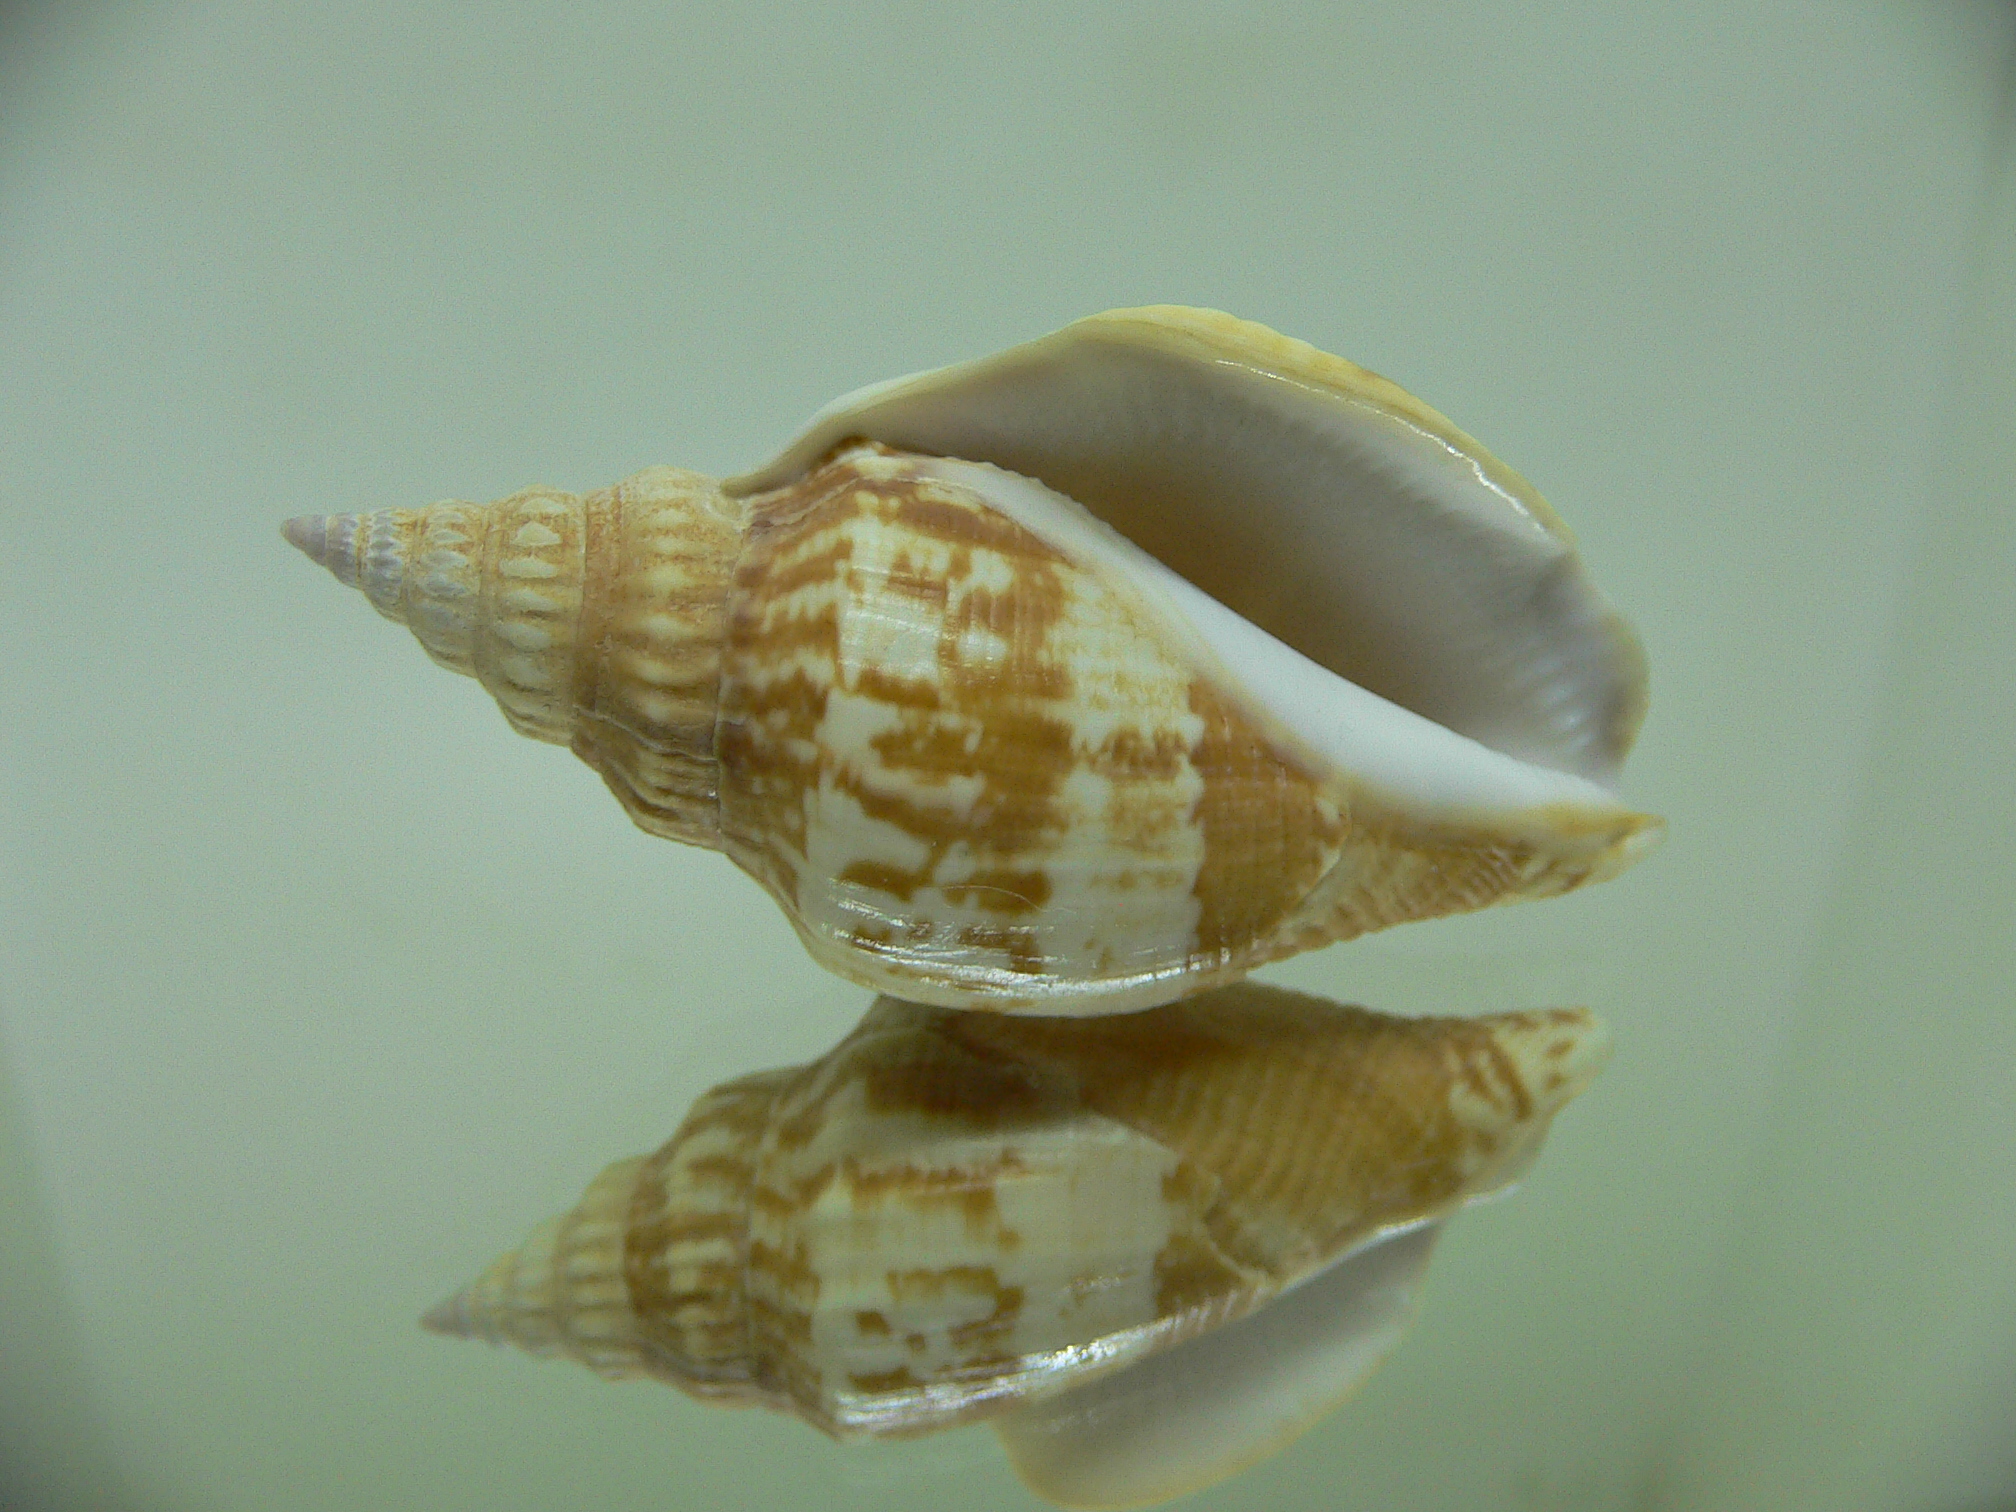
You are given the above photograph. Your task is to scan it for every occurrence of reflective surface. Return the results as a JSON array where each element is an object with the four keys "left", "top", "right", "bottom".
[
  {"left": 2, "top": 5, "right": 2011, "bottom": 1510},
  {"left": 417, "top": 986, "right": 1606, "bottom": 1508}
]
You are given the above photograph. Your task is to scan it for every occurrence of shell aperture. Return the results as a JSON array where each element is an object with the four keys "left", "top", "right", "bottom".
[
  {"left": 282, "top": 308, "right": 1660, "bottom": 1011},
  {"left": 733, "top": 306, "right": 1646, "bottom": 786},
  {"left": 421, "top": 981, "right": 1610, "bottom": 1507}
]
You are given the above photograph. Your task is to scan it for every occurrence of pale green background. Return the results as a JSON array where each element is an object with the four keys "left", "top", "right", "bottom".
[{"left": 2, "top": 4, "right": 2012, "bottom": 1511}]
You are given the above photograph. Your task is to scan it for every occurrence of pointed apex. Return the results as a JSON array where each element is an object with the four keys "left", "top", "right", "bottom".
[
  {"left": 420, "top": 1288, "right": 475, "bottom": 1339},
  {"left": 281, "top": 513, "right": 362, "bottom": 587},
  {"left": 279, "top": 507, "right": 424, "bottom": 629},
  {"left": 280, "top": 513, "right": 325, "bottom": 559},
  {"left": 1485, "top": 1007, "right": 1613, "bottom": 1116}
]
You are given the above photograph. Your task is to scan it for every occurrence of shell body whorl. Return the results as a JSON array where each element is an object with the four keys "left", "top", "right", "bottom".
[
  {"left": 722, "top": 446, "right": 1354, "bottom": 1011},
  {"left": 285, "top": 307, "right": 1661, "bottom": 1012},
  {"left": 423, "top": 983, "right": 1610, "bottom": 1503}
]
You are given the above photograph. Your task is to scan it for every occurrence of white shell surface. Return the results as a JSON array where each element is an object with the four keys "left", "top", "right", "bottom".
[
  {"left": 423, "top": 983, "right": 1612, "bottom": 1505},
  {"left": 278, "top": 310, "right": 1660, "bottom": 1013},
  {"left": 714, "top": 447, "right": 1657, "bottom": 1011},
  {"left": 730, "top": 305, "right": 1648, "bottom": 787},
  {"left": 11, "top": 19, "right": 2002, "bottom": 1512},
  {"left": 908, "top": 454, "right": 1636, "bottom": 829},
  {"left": 995, "top": 1221, "right": 1442, "bottom": 1511}
]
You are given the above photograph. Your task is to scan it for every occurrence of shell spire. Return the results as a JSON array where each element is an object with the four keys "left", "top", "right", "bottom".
[
  {"left": 284, "top": 468, "right": 743, "bottom": 845},
  {"left": 419, "top": 1155, "right": 656, "bottom": 1379}
]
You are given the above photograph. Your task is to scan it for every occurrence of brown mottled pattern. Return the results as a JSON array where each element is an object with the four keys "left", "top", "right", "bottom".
[
  {"left": 1188, "top": 696, "right": 1645, "bottom": 979},
  {"left": 716, "top": 1009, "right": 1082, "bottom": 1434},
  {"left": 1277, "top": 814, "right": 1554, "bottom": 953},
  {"left": 717, "top": 455, "right": 1096, "bottom": 963},
  {"left": 566, "top": 467, "right": 742, "bottom": 849},
  {"left": 624, "top": 1071, "right": 788, "bottom": 1390},
  {"left": 713, "top": 447, "right": 1232, "bottom": 1004},
  {"left": 747, "top": 989, "right": 1589, "bottom": 1425},
  {"left": 719, "top": 452, "right": 1074, "bottom": 922},
  {"left": 936, "top": 982, "right": 1600, "bottom": 1285},
  {"left": 712, "top": 480, "right": 839, "bottom": 903},
  {"left": 711, "top": 446, "right": 1647, "bottom": 1004},
  {"left": 316, "top": 450, "right": 1652, "bottom": 1007},
  {"left": 1184, "top": 678, "right": 1345, "bottom": 967},
  {"left": 841, "top": 1159, "right": 1018, "bottom": 1243},
  {"left": 446, "top": 984, "right": 1603, "bottom": 1441},
  {"left": 889, "top": 1264, "right": 1026, "bottom": 1355}
]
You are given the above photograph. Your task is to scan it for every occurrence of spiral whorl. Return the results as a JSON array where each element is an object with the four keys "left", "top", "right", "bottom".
[
  {"left": 283, "top": 487, "right": 589, "bottom": 743},
  {"left": 282, "top": 509, "right": 422, "bottom": 622},
  {"left": 284, "top": 467, "right": 745, "bottom": 841}
]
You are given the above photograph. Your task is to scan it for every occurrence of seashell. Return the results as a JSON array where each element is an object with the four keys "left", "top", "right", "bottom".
[
  {"left": 422, "top": 980, "right": 1610, "bottom": 1508},
  {"left": 283, "top": 307, "right": 1659, "bottom": 1013}
]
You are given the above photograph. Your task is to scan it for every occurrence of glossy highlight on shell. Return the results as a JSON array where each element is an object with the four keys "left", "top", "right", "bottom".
[
  {"left": 422, "top": 981, "right": 1610, "bottom": 1509},
  {"left": 283, "top": 307, "right": 1660, "bottom": 1012}
]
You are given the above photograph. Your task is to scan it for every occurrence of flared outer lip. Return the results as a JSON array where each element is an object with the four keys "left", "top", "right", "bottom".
[{"left": 725, "top": 306, "right": 1651, "bottom": 798}]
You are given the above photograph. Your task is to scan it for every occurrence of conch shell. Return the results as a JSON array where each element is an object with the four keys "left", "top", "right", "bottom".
[
  {"left": 284, "top": 307, "right": 1659, "bottom": 1012},
  {"left": 422, "top": 981, "right": 1610, "bottom": 1509}
]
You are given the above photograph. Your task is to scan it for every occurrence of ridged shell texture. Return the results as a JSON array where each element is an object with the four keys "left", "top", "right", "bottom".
[
  {"left": 424, "top": 982, "right": 1609, "bottom": 1506},
  {"left": 284, "top": 310, "right": 1659, "bottom": 1012},
  {"left": 278, "top": 307, "right": 1646, "bottom": 1504}
]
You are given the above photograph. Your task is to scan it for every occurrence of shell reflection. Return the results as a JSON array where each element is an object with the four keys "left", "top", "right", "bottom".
[
  {"left": 424, "top": 981, "right": 1609, "bottom": 1507},
  {"left": 284, "top": 307, "right": 1659, "bottom": 1014}
]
